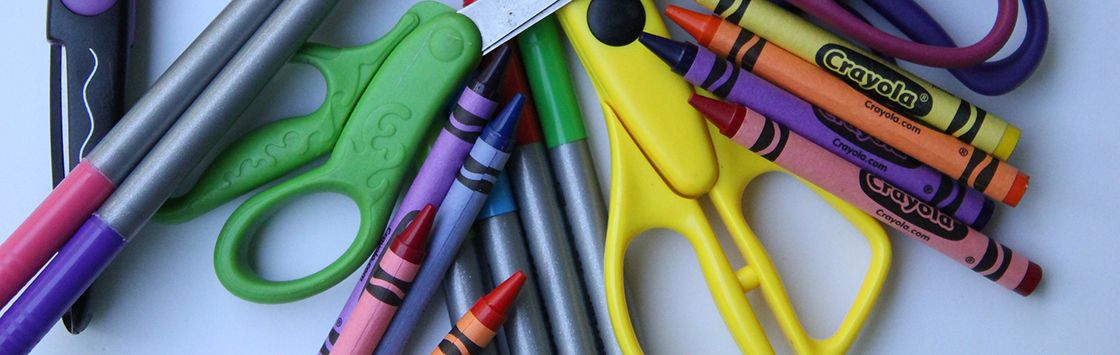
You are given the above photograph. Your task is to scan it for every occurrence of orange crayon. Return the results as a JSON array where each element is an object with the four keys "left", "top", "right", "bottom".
[
  {"left": 664, "top": 7, "right": 1029, "bottom": 206},
  {"left": 433, "top": 271, "right": 526, "bottom": 355}
]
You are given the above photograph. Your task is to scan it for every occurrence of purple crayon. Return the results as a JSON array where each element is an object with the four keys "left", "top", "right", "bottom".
[
  {"left": 640, "top": 33, "right": 994, "bottom": 229},
  {"left": 319, "top": 46, "right": 513, "bottom": 354}
]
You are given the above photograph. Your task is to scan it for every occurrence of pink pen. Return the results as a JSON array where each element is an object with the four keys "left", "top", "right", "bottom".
[{"left": 329, "top": 204, "right": 437, "bottom": 355}]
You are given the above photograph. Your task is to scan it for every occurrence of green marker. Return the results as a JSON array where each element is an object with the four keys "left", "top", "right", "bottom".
[{"left": 517, "top": 17, "right": 619, "bottom": 355}]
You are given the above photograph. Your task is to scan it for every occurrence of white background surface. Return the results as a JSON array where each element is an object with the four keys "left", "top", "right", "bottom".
[{"left": 2, "top": 0, "right": 1118, "bottom": 354}]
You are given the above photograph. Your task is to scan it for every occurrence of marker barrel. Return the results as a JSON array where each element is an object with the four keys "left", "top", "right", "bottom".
[
  {"left": 696, "top": 96, "right": 1042, "bottom": 296},
  {"left": 0, "top": 0, "right": 283, "bottom": 310},
  {"left": 475, "top": 172, "right": 553, "bottom": 355},
  {"left": 517, "top": 19, "right": 618, "bottom": 354}
]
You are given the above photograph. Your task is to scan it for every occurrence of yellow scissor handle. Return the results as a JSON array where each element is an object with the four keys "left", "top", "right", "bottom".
[
  {"left": 603, "top": 97, "right": 893, "bottom": 353},
  {"left": 706, "top": 123, "right": 892, "bottom": 354},
  {"left": 557, "top": 0, "right": 718, "bottom": 198},
  {"left": 602, "top": 103, "right": 773, "bottom": 354}
]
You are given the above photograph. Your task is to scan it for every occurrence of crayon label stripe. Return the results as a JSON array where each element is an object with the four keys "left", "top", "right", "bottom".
[
  {"left": 761, "top": 120, "right": 788, "bottom": 161},
  {"left": 939, "top": 182, "right": 966, "bottom": 216},
  {"left": 957, "top": 106, "right": 986, "bottom": 144},
  {"left": 972, "top": 156, "right": 999, "bottom": 193},
  {"left": 371, "top": 265, "right": 412, "bottom": 292},
  {"left": 972, "top": 238, "right": 999, "bottom": 272},
  {"left": 452, "top": 103, "right": 489, "bottom": 127},
  {"left": 450, "top": 325, "right": 484, "bottom": 354},
  {"left": 456, "top": 172, "right": 495, "bottom": 194},
  {"left": 702, "top": 53, "right": 728, "bottom": 89},
  {"left": 985, "top": 244, "right": 1014, "bottom": 281},
  {"left": 959, "top": 148, "right": 985, "bottom": 185},
  {"left": 437, "top": 339, "right": 465, "bottom": 355},
  {"left": 729, "top": 30, "right": 751, "bottom": 66},
  {"left": 444, "top": 120, "right": 483, "bottom": 142},
  {"left": 739, "top": 37, "right": 766, "bottom": 72},
  {"left": 947, "top": 101, "right": 971, "bottom": 137},
  {"left": 930, "top": 174, "right": 953, "bottom": 206},
  {"left": 748, "top": 115, "right": 777, "bottom": 154},
  {"left": 727, "top": 0, "right": 752, "bottom": 24},
  {"left": 715, "top": 0, "right": 733, "bottom": 15},
  {"left": 713, "top": 62, "right": 740, "bottom": 98},
  {"left": 463, "top": 155, "right": 501, "bottom": 177},
  {"left": 367, "top": 284, "right": 405, "bottom": 306},
  {"left": 319, "top": 343, "right": 330, "bottom": 355}
]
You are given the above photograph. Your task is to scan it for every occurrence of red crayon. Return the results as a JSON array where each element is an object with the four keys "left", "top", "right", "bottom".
[
  {"left": 330, "top": 205, "right": 437, "bottom": 355},
  {"left": 433, "top": 271, "right": 526, "bottom": 355},
  {"left": 690, "top": 95, "right": 1041, "bottom": 296}
]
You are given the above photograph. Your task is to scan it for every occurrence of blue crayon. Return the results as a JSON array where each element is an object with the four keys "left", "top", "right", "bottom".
[{"left": 374, "top": 95, "right": 525, "bottom": 355}]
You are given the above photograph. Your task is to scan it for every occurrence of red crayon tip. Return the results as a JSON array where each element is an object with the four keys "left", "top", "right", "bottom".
[
  {"left": 665, "top": 5, "right": 721, "bottom": 47},
  {"left": 463, "top": 0, "right": 476, "bottom": 6},
  {"left": 1003, "top": 172, "right": 1029, "bottom": 207},
  {"left": 390, "top": 204, "right": 437, "bottom": 263},
  {"left": 1014, "top": 262, "right": 1043, "bottom": 296},
  {"left": 471, "top": 271, "right": 526, "bottom": 330},
  {"left": 688, "top": 94, "right": 745, "bottom": 137},
  {"left": 498, "top": 48, "right": 544, "bottom": 145}
]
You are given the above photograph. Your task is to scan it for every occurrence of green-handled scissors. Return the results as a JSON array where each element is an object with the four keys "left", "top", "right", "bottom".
[{"left": 155, "top": 0, "right": 569, "bottom": 304}]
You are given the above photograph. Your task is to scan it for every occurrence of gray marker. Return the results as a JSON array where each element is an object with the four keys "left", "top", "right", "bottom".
[
  {"left": 508, "top": 121, "right": 598, "bottom": 354},
  {"left": 444, "top": 239, "right": 499, "bottom": 355},
  {"left": 475, "top": 171, "right": 552, "bottom": 355},
  {"left": 517, "top": 19, "right": 619, "bottom": 354}
]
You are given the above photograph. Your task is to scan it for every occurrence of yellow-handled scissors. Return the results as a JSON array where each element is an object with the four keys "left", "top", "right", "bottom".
[{"left": 557, "top": 1, "right": 892, "bottom": 353}]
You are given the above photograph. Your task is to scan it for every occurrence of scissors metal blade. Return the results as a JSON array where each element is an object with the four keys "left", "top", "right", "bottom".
[{"left": 459, "top": 0, "right": 571, "bottom": 54}]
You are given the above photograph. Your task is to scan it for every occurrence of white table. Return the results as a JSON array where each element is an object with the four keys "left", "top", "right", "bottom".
[{"left": 1, "top": 0, "right": 1116, "bottom": 353}]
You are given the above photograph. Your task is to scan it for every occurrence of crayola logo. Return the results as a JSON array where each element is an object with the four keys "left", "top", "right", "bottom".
[
  {"left": 859, "top": 170, "right": 966, "bottom": 241},
  {"left": 816, "top": 45, "right": 932, "bottom": 117},
  {"left": 813, "top": 107, "right": 921, "bottom": 169}
]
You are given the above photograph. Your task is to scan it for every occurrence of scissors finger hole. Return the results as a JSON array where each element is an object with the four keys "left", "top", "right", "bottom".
[
  {"left": 250, "top": 191, "right": 359, "bottom": 282},
  {"left": 622, "top": 229, "right": 739, "bottom": 353},
  {"left": 739, "top": 172, "right": 872, "bottom": 339}
]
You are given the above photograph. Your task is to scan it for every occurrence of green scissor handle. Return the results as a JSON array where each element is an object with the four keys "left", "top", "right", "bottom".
[
  {"left": 156, "top": 3, "right": 453, "bottom": 224},
  {"left": 213, "top": 7, "right": 482, "bottom": 304}
]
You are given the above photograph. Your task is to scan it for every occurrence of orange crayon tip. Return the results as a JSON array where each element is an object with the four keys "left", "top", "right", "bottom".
[
  {"left": 1014, "top": 262, "right": 1043, "bottom": 296},
  {"left": 688, "top": 94, "right": 744, "bottom": 136},
  {"left": 1003, "top": 172, "right": 1030, "bottom": 207},
  {"left": 390, "top": 204, "right": 437, "bottom": 263},
  {"left": 472, "top": 271, "right": 526, "bottom": 330},
  {"left": 665, "top": 5, "right": 721, "bottom": 46}
]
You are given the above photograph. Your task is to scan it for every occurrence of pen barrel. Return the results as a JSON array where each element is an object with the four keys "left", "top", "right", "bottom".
[
  {"left": 0, "top": 162, "right": 114, "bottom": 309},
  {"left": 0, "top": 216, "right": 126, "bottom": 353}
]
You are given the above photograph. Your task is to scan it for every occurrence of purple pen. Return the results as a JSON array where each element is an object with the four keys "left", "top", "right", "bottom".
[{"left": 319, "top": 46, "right": 513, "bottom": 354}]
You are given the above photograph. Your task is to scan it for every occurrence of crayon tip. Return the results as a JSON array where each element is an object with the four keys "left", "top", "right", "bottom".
[
  {"left": 664, "top": 6, "right": 721, "bottom": 46},
  {"left": 1014, "top": 262, "right": 1043, "bottom": 296},
  {"left": 1003, "top": 172, "right": 1029, "bottom": 207},
  {"left": 390, "top": 204, "right": 437, "bottom": 263},
  {"left": 462, "top": 0, "right": 476, "bottom": 6},
  {"left": 688, "top": 94, "right": 744, "bottom": 137},
  {"left": 638, "top": 32, "right": 695, "bottom": 74},
  {"left": 481, "top": 94, "right": 525, "bottom": 151},
  {"left": 473, "top": 45, "right": 513, "bottom": 97},
  {"left": 472, "top": 271, "right": 526, "bottom": 330}
]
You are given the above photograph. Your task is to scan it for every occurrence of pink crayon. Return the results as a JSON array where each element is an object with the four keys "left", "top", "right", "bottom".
[
  {"left": 690, "top": 95, "right": 1042, "bottom": 296},
  {"left": 328, "top": 205, "right": 437, "bottom": 355}
]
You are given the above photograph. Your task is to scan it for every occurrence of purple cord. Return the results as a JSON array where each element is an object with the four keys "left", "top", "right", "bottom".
[
  {"left": 784, "top": 0, "right": 1019, "bottom": 68},
  {"left": 862, "top": 0, "right": 1049, "bottom": 95}
]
